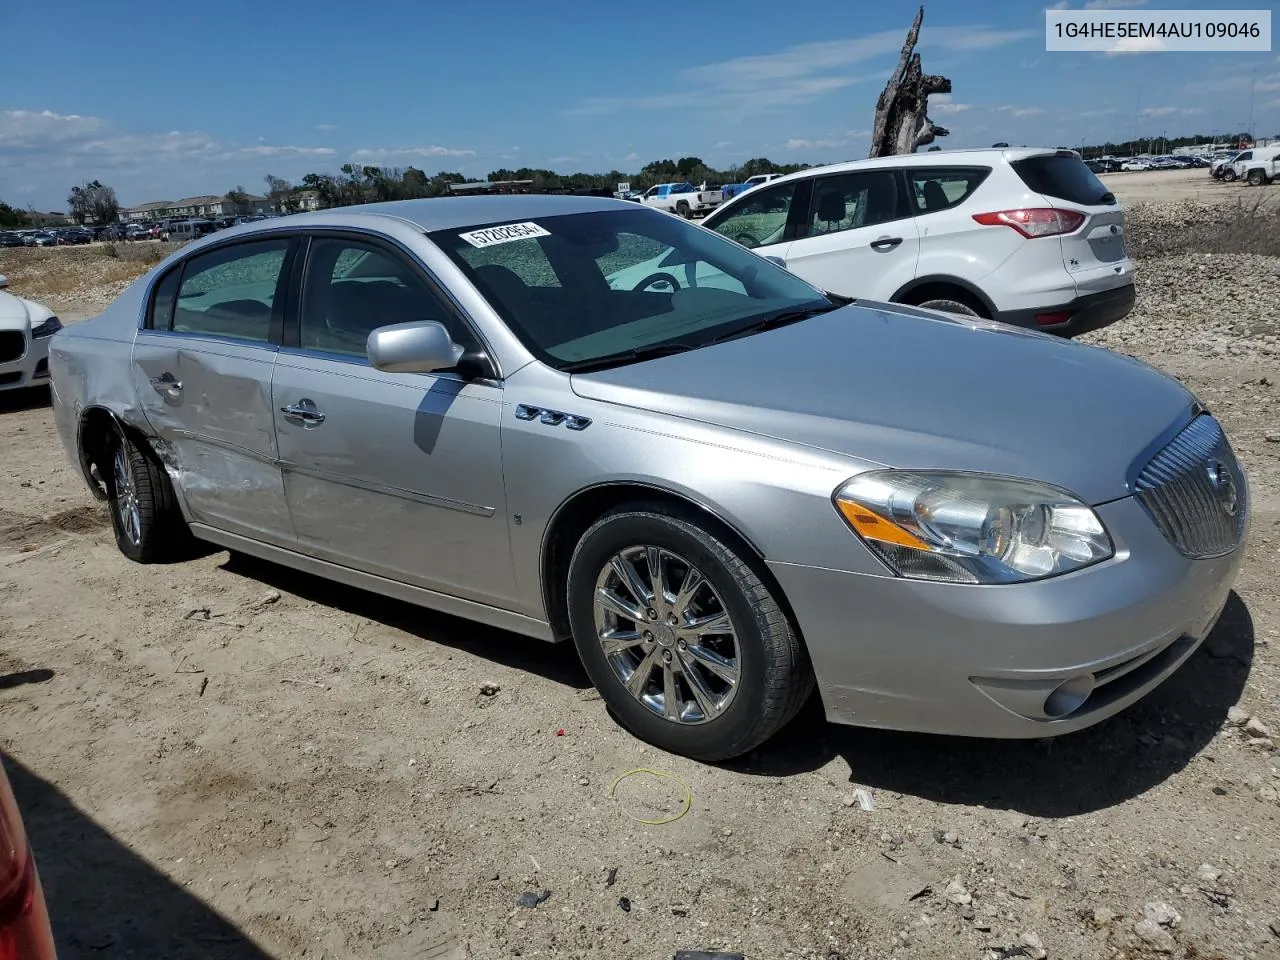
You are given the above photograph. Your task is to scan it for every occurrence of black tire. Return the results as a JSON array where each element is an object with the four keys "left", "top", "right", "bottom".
[
  {"left": 1222, "top": 168, "right": 1238, "bottom": 182},
  {"left": 1246, "top": 169, "right": 1266, "bottom": 186},
  {"left": 566, "top": 504, "right": 814, "bottom": 762},
  {"left": 915, "top": 297, "right": 981, "bottom": 317},
  {"left": 675, "top": 200, "right": 692, "bottom": 219},
  {"left": 102, "top": 428, "right": 190, "bottom": 563}
]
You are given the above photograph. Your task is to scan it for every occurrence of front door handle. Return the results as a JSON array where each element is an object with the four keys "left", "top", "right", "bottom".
[
  {"left": 869, "top": 236, "right": 904, "bottom": 251},
  {"left": 280, "top": 400, "right": 326, "bottom": 427},
  {"left": 149, "top": 372, "right": 182, "bottom": 396}
]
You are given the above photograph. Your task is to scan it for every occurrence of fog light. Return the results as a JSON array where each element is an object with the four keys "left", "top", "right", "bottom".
[{"left": 1043, "top": 674, "right": 1095, "bottom": 718}]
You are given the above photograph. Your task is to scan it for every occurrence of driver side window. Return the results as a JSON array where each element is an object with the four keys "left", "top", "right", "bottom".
[
  {"left": 708, "top": 181, "right": 800, "bottom": 250},
  {"left": 299, "top": 237, "right": 476, "bottom": 359}
]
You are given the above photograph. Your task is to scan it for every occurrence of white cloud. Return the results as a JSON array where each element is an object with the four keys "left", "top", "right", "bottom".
[
  {"left": 0, "top": 106, "right": 355, "bottom": 207},
  {"left": 570, "top": 24, "right": 1035, "bottom": 117},
  {"left": 349, "top": 145, "right": 476, "bottom": 161},
  {"left": 1044, "top": 1, "right": 1070, "bottom": 9},
  {"left": 1106, "top": 36, "right": 1165, "bottom": 55},
  {"left": 995, "top": 105, "right": 1047, "bottom": 117},
  {"left": 782, "top": 130, "right": 869, "bottom": 151},
  {"left": 713, "top": 140, "right": 733, "bottom": 149},
  {"left": 931, "top": 94, "right": 971, "bottom": 116},
  {"left": 314, "top": 123, "right": 338, "bottom": 132},
  {"left": 1139, "top": 106, "right": 1202, "bottom": 119},
  {"left": 240, "top": 145, "right": 336, "bottom": 157},
  {"left": 0, "top": 109, "right": 107, "bottom": 147},
  {"left": 1084, "top": 0, "right": 1147, "bottom": 8}
]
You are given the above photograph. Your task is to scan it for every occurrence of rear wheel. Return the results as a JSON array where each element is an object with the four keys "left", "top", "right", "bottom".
[
  {"left": 675, "top": 200, "right": 692, "bottom": 219},
  {"left": 1246, "top": 169, "right": 1267, "bottom": 186},
  {"left": 915, "top": 297, "right": 981, "bottom": 318},
  {"left": 566, "top": 505, "right": 814, "bottom": 761},
  {"left": 103, "top": 429, "right": 190, "bottom": 563}
]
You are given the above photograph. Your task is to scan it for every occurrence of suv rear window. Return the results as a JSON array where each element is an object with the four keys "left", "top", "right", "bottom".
[{"left": 1012, "top": 154, "right": 1115, "bottom": 206}]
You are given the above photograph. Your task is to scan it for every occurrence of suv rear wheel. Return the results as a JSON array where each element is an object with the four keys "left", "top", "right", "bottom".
[{"left": 916, "top": 298, "right": 980, "bottom": 317}]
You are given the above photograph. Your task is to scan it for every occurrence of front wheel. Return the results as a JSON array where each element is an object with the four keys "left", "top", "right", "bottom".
[
  {"left": 1222, "top": 168, "right": 1238, "bottom": 182},
  {"left": 566, "top": 505, "right": 814, "bottom": 761},
  {"left": 1246, "top": 169, "right": 1267, "bottom": 186}
]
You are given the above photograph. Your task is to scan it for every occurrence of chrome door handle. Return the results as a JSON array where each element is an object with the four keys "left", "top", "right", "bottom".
[
  {"left": 280, "top": 401, "right": 326, "bottom": 426},
  {"left": 149, "top": 372, "right": 182, "bottom": 396},
  {"left": 869, "top": 236, "right": 904, "bottom": 251}
]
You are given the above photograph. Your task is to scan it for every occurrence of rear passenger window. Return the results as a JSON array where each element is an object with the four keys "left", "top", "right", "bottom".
[
  {"left": 1009, "top": 156, "right": 1112, "bottom": 206},
  {"left": 148, "top": 268, "right": 180, "bottom": 330},
  {"left": 806, "top": 170, "right": 906, "bottom": 237},
  {"left": 172, "top": 239, "right": 290, "bottom": 342},
  {"left": 909, "top": 167, "right": 990, "bottom": 214}
]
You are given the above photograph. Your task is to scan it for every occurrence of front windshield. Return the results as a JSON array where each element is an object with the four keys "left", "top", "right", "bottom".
[{"left": 428, "top": 207, "right": 830, "bottom": 371}]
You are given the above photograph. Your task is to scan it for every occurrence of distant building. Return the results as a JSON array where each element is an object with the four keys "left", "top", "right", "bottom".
[
  {"left": 291, "top": 189, "right": 321, "bottom": 212},
  {"left": 122, "top": 193, "right": 272, "bottom": 221}
]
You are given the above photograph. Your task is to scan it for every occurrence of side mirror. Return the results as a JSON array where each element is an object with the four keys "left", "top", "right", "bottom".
[
  {"left": 367, "top": 320, "right": 464, "bottom": 374},
  {"left": 763, "top": 256, "right": 787, "bottom": 269},
  {"left": 0, "top": 274, "right": 8, "bottom": 290}
]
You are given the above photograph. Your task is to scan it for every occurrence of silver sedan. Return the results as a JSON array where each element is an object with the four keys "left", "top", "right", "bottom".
[{"left": 48, "top": 196, "right": 1248, "bottom": 761}]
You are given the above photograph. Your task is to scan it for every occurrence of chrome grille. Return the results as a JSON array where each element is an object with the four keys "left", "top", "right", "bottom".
[{"left": 1135, "top": 414, "right": 1246, "bottom": 559}]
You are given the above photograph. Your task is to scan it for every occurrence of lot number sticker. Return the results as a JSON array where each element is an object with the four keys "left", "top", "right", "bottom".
[{"left": 459, "top": 222, "right": 550, "bottom": 248}]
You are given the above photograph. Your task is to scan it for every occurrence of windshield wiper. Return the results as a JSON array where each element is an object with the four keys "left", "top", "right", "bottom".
[
  {"left": 709, "top": 303, "right": 838, "bottom": 345},
  {"left": 561, "top": 342, "right": 701, "bottom": 373}
]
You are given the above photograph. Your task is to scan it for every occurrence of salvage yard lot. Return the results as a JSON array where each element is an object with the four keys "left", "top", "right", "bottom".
[{"left": 2, "top": 169, "right": 1279, "bottom": 960}]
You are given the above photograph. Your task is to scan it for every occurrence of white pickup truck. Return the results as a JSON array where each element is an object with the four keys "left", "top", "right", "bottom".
[
  {"left": 1239, "top": 146, "right": 1280, "bottom": 185},
  {"left": 638, "top": 182, "right": 723, "bottom": 218}
]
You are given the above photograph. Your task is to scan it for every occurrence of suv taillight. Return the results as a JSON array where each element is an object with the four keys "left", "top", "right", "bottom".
[
  {"left": 971, "top": 208, "right": 1085, "bottom": 238},
  {"left": 0, "top": 768, "right": 57, "bottom": 960}
]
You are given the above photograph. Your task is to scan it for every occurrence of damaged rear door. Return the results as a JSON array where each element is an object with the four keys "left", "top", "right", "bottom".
[{"left": 131, "top": 235, "right": 298, "bottom": 545}]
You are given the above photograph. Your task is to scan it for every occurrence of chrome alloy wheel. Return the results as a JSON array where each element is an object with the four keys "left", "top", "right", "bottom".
[
  {"left": 592, "top": 545, "right": 741, "bottom": 724},
  {"left": 112, "top": 447, "right": 142, "bottom": 546}
]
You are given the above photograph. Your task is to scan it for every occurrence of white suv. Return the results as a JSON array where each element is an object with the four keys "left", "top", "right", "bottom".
[{"left": 700, "top": 148, "right": 1135, "bottom": 336}]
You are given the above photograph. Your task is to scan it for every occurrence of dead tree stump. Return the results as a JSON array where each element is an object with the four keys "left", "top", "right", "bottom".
[{"left": 868, "top": 6, "right": 952, "bottom": 158}]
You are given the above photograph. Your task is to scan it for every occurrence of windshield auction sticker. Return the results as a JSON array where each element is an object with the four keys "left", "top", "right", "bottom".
[{"left": 459, "top": 222, "right": 551, "bottom": 247}]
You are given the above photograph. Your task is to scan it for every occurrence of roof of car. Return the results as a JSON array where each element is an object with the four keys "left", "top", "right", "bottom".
[
  {"left": 740, "top": 147, "right": 1066, "bottom": 186},
  {"left": 262, "top": 194, "right": 633, "bottom": 233}
]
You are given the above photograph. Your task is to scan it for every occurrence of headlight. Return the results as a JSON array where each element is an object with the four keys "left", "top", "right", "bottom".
[
  {"left": 833, "top": 471, "right": 1113, "bottom": 584},
  {"left": 31, "top": 317, "right": 62, "bottom": 338}
]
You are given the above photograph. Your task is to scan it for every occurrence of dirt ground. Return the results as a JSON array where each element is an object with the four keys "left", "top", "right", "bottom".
[{"left": 2, "top": 170, "right": 1279, "bottom": 960}]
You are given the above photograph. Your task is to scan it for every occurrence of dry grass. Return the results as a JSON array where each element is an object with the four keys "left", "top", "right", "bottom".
[
  {"left": 1126, "top": 192, "right": 1280, "bottom": 259},
  {"left": 0, "top": 243, "right": 163, "bottom": 301}
]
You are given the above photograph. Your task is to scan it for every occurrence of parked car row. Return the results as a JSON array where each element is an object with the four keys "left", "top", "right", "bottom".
[
  {"left": 0, "top": 226, "right": 95, "bottom": 247},
  {"left": 1086, "top": 155, "right": 1210, "bottom": 174}
]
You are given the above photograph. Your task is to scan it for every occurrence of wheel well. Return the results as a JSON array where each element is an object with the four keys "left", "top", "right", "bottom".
[
  {"left": 540, "top": 484, "right": 781, "bottom": 642},
  {"left": 893, "top": 279, "right": 992, "bottom": 317},
  {"left": 77, "top": 407, "right": 152, "bottom": 499}
]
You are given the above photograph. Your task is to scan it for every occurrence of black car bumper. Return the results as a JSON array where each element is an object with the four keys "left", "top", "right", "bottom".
[{"left": 996, "top": 283, "right": 1136, "bottom": 337}]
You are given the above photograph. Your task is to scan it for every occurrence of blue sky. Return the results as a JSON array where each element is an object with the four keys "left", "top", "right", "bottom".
[{"left": 2, "top": 0, "right": 1277, "bottom": 209}]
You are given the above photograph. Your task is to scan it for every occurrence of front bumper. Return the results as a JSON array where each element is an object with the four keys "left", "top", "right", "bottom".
[
  {"left": 996, "top": 282, "right": 1136, "bottom": 337},
  {"left": 770, "top": 495, "right": 1245, "bottom": 739},
  {"left": 0, "top": 335, "right": 51, "bottom": 391}
]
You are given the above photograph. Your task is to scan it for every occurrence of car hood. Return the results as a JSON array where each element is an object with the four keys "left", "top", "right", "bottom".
[{"left": 569, "top": 301, "right": 1196, "bottom": 506}]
